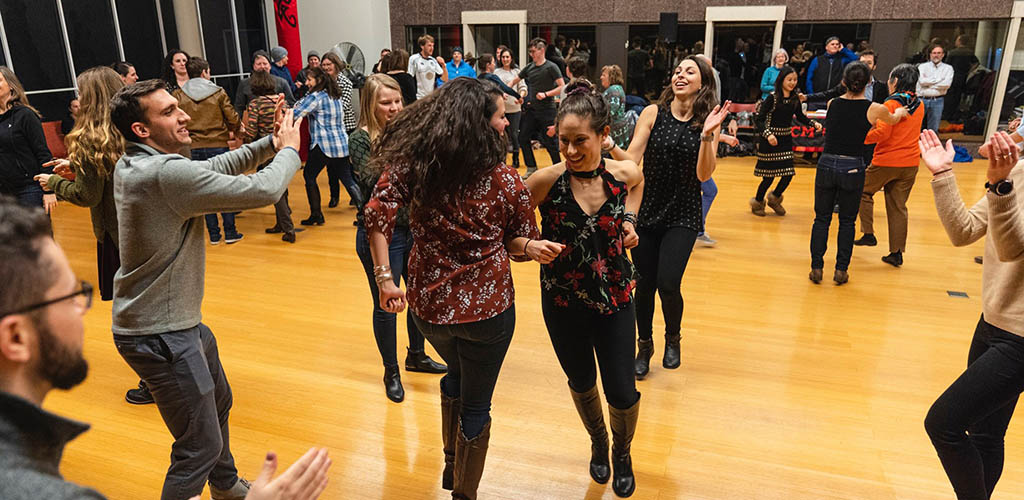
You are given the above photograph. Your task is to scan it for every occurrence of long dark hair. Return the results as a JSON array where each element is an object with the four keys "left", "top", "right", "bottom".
[
  {"left": 370, "top": 77, "right": 505, "bottom": 214},
  {"left": 160, "top": 50, "right": 188, "bottom": 87},
  {"left": 305, "top": 67, "right": 342, "bottom": 99},
  {"left": 656, "top": 55, "right": 718, "bottom": 130},
  {"left": 498, "top": 47, "right": 518, "bottom": 70},
  {"left": 773, "top": 65, "right": 797, "bottom": 97}
]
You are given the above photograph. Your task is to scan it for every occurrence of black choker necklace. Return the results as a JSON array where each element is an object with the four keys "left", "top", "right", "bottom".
[{"left": 568, "top": 160, "right": 605, "bottom": 179}]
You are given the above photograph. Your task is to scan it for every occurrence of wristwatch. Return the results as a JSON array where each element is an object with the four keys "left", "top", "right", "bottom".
[{"left": 986, "top": 179, "right": 1014, "bottom": 196}]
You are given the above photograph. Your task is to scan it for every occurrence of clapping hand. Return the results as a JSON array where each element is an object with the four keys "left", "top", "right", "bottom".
[
  {"left": 703, "top": 101, "right": 732, "bottom": 136},
  {"left": 918, "top": 129, "right": 955, "bottom": 175},
  {"left": 984, "top": 131, "right": 1019, "bottom": 185},
  {"left": 273, "top": 107, "right": 303, "bottom": 152},
  {"left": 43, "top": 158, "right": 73, "bottom": 179}
]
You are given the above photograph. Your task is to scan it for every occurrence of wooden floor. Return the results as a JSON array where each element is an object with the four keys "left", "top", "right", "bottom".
[{"left": 44, "top": 152, "right": 1024, "bottom": 500}]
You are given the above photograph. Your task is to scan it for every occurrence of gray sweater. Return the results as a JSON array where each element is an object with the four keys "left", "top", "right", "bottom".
[{"left": 112, "top": 136, "right": 300, "bottom": 335}]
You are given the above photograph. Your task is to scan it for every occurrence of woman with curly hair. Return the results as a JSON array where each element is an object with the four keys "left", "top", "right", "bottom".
[
  {"left": 352, "top": 73, "right": 446, "bottom": 403},
  {"left": 160, "top": 50, "right": 189, "bottom": 92},
  {"left": 604, "top": 56, "right": 732, "bottom": 380},
  {"left": 32, "top": 67, "right": 154, "bottom": 405},
  {"left": 523, "top": 79, "right": 644, "bottom": 497},
  {"left": 364, "top": 77, "right": 557, "bottom": 499}
]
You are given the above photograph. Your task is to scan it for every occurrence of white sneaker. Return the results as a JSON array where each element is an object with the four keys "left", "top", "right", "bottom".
[{"left": 696, "top": 233, "right": 717, "bottom": 246}]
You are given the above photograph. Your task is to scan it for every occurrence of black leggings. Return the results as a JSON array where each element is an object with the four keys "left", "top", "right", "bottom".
[
  {"left": 755, "top": 175, "right": 793, "bottom": 201},
  {"left": 631, "top": 226, "right": 697, "bottom": 341},
  {"left": 304, "top": 145, "right": 362, "bottom": 207},
  {"left": 925, "top": 315, "right": 1024, "bottom": 500},
  {"left": 413, "top": 307, "right": 515, "bottom": 439},
  {"left": 542, "top": 298, "right": 640, "bottom": 410}
]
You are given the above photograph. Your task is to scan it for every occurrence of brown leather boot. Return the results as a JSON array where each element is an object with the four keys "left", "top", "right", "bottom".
[
  {"left": 609, "top": 395, "right": 640, "bottom": 498},
  {"left": 452, "top": 420, "right": 491, "bottom": 500},
  {"left": 570, "top": 385, "right": 611, "bottom": 484},
  {"left": 765, "top": 192, "right": 786, "bottom": 215},
  {"left": 441, "top": 392, "right": 461, "bottom": 490}
]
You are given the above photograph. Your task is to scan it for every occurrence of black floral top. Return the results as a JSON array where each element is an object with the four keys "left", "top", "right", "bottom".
[{"left": 539, "top": 164, "right": 637, "bottom": 314}]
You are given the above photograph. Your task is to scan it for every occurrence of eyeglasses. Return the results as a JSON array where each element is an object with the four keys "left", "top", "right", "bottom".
[{"left": 0, "top": 280, "right": 93, "bottom": 317}]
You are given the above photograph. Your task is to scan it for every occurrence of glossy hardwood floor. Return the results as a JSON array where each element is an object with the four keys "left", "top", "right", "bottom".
[{"left": 44, "top": 152, "right": 1024, "bottom": 499}]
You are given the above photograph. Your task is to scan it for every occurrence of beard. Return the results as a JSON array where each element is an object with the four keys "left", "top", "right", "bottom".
[{"left": 35, "top": 316, "right": 89, "bottom": 390}]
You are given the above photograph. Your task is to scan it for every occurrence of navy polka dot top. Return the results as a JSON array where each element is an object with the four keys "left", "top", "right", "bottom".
[{"left": 638, "top": 106, "right": 704, "bottom": 232}]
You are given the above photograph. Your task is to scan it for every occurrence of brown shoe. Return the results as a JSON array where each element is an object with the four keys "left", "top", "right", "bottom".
[
  {"left": 441, "top": 391, "right": 461, "bottom": 490},
  {"left": 453, "top": 420, "right": 491, "bottom": 500},
  {"left": 609, "top": 395, "right": 640, "bottom": 498},
  {"left": 809, "top": 269, "right": 823, "bottom": 284},
  {"left": 749, "top": 197, "right": 767, "bottom": 217},
  {"left": 833, "top": 269, "right": 849, "bottom": 285},
  {"left": 765, "top": 192, "right": 786, "bottom": 215},
  {"left": 570, "top": 384, "right": 610, "bottom": 484}
]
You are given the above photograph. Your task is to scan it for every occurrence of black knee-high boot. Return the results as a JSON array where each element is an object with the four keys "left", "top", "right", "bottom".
[
  {"left": 570, "top": 384, "right": 611, "bottom": 484},
  {"left": 609, "top": 395, "right": 640, "bottom": 498}
]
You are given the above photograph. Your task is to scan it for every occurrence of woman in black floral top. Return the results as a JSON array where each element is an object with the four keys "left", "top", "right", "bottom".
[{"left": 523, "top": 80, "right": 644, "bottom": 498}]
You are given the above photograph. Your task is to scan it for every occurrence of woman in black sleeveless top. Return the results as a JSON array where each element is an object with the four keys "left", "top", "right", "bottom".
[
  {"left": 810, "top": 62, "right": 907, "bottom": 285},
  {"left": 523, "top": 80, "right": 644, "bottom": 498},
  {"left": 604, "top": 56, "right": 731, "bottom": 380}
]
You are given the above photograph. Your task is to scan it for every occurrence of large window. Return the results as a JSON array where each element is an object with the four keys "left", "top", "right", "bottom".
[
  {"left": 0, "top": 0, "right": 176, "bottom": 122},
  {"left": 197, "top": 0, "right": 267, "bottom": 106},
  {"left": 406, "top": 25, "right": 462, "bottom": 62},
  {"left": 627, "top": 24, "right": 706, "bottom": 98}
]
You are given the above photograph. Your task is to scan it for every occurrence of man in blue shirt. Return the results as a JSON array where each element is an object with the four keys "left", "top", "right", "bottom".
[
  {"left": 437, "top": 47, "right": 476, "bottom": 87},
  {"left": 805, "top": 36, "right": 858, "bottom": 108}
]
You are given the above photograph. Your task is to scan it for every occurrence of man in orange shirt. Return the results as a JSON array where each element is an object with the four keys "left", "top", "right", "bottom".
[{"left": 856, "top": 63, "right": 926, "bottom": 267}]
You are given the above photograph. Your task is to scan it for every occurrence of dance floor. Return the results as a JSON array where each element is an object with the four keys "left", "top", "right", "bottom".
[{"left": 46, "top": 152, "right": 1024, "bottom": 499}]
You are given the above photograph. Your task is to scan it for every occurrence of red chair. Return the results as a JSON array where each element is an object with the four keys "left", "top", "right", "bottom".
[{"left": 42, "top": 121, "right": 66, "bottom": 158}]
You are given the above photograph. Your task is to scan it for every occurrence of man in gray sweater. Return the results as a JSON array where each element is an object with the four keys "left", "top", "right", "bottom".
[
  {"left": 0, "top": 197, "right": 330, "bottom": 500},
  {"left": 109, "top": 79, "right": 302, "bottom": 500}
]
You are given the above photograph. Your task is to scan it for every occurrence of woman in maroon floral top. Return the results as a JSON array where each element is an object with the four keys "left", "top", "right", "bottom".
[
  {"left": 522, "top": 80, "right": 644, "bottom": 498},
  {"left": 363, "top": 78, "right": 560, "bottom": 499}
]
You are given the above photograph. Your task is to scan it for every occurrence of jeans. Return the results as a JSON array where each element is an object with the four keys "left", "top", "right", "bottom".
[
  {"left": 2, "top": 182, "right": 45, "bottom": 209},
  {"left": 192, "top": 148, "right": 238, "bottom": 240},
  {"left": 631, "top": 226, "right": 697, "bottom": 341},
  {"left": 304, "top": 145, "right": 361, "bottom": 208},
  {"left": 518, "top": 105, "right": 560, "bottom": 170},
  {"left": 355, "top": 225, "right": 425, "bottom": 367},
  {"left": 810, "top": 154, "right": 865, "bottom": 271},
  {"left": 413, "top": 307, "right": 515, "bottom": 439},
  {"left": 506, "top": 111, "right": 522, "bottom": 158},
  {"left": 700, "top": 178, "right": 717, "bottom": 235},
  {"left": 543, "top": 298, "right": 640, "bottom": 410},
  {"left": 925, "top": 316, "right": 1024, "bottom": 500},
  {"left": 113, "top": 324, "right": 238, "bottom": 500},
  {"left": 923, "top": 96, "right": 945, "bottom": 132}
]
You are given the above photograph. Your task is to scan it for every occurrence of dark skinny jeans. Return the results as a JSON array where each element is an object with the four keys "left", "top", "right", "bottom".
[
  {"left": 631, "top": 226, "right": 697, "bottom": 341},
  {"left": 518, "top": 104, "right": 560, "bottom": 170},
  {"left": 810, "top": 153, "right": 865, "bottom": 271},
  {"left": 192, "top": 147, "right": 238, "bottom": 239},
  {"left": 543, "top": 297, "right": 640, "bottom": 410},
  {"left": 413, "top": 307, "right": 515, "bottom": 439},
  {"left": 304, "top": 145, "right": 362, "bottom": 210},
  {"left": 925, "top": 316, "right": 1024, "bottom": 500},
  {"left": 355, "top": 225, "right": 425, "bottom": 367}
]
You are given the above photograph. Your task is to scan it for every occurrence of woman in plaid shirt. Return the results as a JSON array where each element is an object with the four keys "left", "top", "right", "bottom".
[
  {"left": 320, "top": 52, "right": 360, "bottom": 208},
  {"left": 292, "top": 66, "right": 361, "bottom": 225}
]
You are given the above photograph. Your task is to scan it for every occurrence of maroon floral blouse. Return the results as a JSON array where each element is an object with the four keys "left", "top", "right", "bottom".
[
  {"left": 539, "top": 164, "right": 636, "bottom": 314},
  {"left": 364, "top": 162, "right": 540, "bottom": 324}
]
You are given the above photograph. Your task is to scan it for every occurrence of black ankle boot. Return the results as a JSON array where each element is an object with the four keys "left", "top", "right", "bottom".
[
  {"left": 662, "top": 334, "right": 680, "bottom": 369},
  {"left": 300, "top": 213, "right": 324, "bottom": 226},
  {"left": 328, "top": 197, "right": 339, "bottom": 208},
  {"left": 405, "top": 347, "right": 447, "bottom": 374},
  {"left": 383, "top": 364, "right": 404, "bottom": 403},
  {"left": 634, "top": 339, "right": 654, "bottom": 380}
]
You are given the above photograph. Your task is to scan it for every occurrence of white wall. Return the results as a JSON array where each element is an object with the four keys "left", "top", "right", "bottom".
[{"left": 265, "top": 0, "right": 391, "bottom": 72}]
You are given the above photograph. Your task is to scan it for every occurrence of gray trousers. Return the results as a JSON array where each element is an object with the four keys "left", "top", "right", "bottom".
[
  {"left": 114, "top": 324, "right": 238, "bottom": 500},
  {"left": 274, "top": 189, "right": 294, "bottom": 233}
]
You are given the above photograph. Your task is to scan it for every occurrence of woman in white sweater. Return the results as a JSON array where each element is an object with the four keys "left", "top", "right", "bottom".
[
  {"left": 920, "top": 129, "right": 1024, "bottom": 500},
  {"left": 494, "top": 47, "right": 526, "bottom": 168}
]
